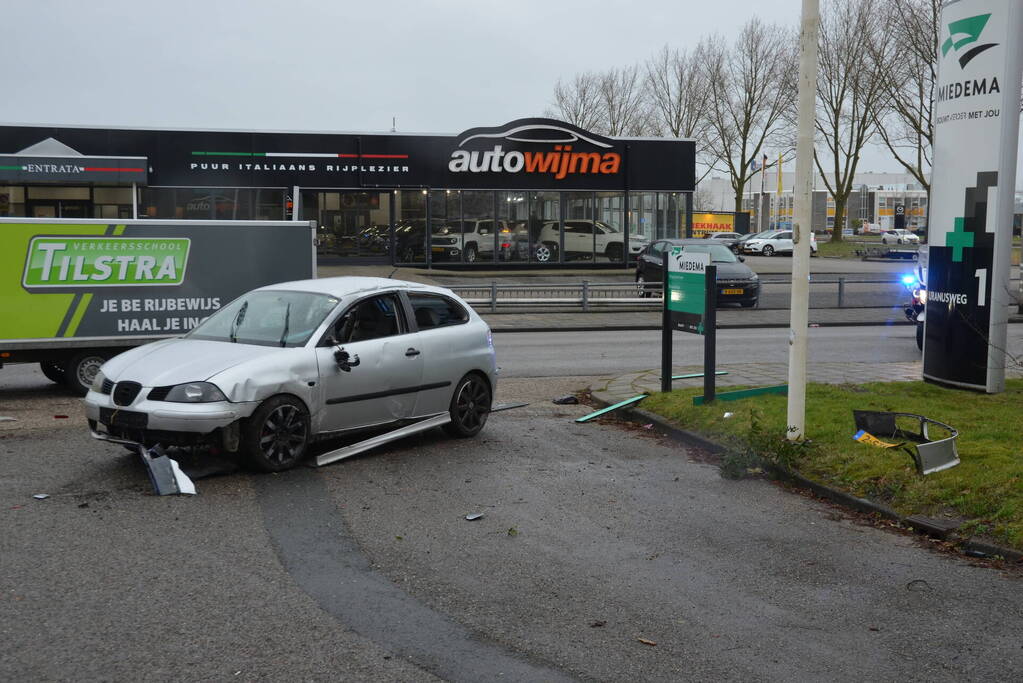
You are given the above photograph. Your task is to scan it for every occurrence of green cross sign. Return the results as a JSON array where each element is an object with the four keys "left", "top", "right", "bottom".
[{"left": 947, "top": 217, "right": 974, "bottom": 262}]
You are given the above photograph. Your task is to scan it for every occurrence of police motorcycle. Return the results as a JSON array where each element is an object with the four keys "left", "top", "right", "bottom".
[{"left": 902, "top": 253, "right": 927, "bottom": 351}]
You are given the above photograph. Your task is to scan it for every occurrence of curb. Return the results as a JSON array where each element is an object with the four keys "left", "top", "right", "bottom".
[
  {"left": 589, "top": 391, "right": 1023, "bottom": 564},
  {"left": 487, "top": 320, "right": 918, "bottom": 333}
]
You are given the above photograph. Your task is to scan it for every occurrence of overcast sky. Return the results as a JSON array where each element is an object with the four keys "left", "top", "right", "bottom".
[{"left": 0, "top": 0, "right": 986, "bottom": 178}]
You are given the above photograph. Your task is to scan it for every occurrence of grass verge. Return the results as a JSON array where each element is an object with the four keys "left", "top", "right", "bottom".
[{"left": 641, "top": 379, "right": 1023, "bottom": 551}]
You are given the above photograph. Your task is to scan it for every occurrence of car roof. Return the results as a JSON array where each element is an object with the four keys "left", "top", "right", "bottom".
[{"left": 255, "top": 276, "right": 450, "bottom": 299}]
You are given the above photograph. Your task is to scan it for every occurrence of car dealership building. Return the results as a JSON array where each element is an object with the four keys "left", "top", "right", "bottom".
[{"left": 0, "top": 118, "right": 695, "bottom": 268}]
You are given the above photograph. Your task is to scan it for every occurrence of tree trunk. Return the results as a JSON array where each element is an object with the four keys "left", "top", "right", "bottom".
[
  {"left": 831, "top": 197, "right": 846, "bottom": 242},
  {"left": 733, "top": 178, "right": 747, "bottom": 215}
]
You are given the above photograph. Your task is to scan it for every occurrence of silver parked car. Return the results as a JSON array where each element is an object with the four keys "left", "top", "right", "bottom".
[{"left": 85, "top": 277, "right": 498, "bottom": 471}]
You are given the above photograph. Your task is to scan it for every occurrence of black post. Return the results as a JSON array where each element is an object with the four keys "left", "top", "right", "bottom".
[
  {"left": 685, "top": 191, "right": 694, "bottom": 238},
  {"left": 661, "top": 251, "right": 672, "bottom": 393},
  {"left": 703, "top": 265, "right": 717, "bottom": 403}
]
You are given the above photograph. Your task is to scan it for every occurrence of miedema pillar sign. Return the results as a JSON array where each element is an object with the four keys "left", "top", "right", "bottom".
[{"left": 924, "top": 0, "right": 1023, "bottom": 392}]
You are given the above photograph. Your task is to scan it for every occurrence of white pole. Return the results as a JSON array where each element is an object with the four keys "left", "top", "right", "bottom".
[{"left": 787, "top": 0, "right": 819, "bottom": 441}]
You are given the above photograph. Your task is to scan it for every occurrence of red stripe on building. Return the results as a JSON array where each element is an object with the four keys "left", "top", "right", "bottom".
[{"left": 361, "top": 154, "right": 408, "bottom": 159}]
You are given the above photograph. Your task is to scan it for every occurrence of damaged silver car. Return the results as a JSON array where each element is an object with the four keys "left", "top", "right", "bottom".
[{"left": 85, "top": 277, "right": 498, "bottom": 471}]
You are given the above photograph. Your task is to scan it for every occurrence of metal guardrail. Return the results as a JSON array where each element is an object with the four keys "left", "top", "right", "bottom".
[{"left": 449, "top": 278, "right": 910, "bottom": 312}]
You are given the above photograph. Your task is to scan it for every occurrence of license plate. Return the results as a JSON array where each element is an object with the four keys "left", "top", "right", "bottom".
[
  {"left": 100, "top": 407, "right": 148, "bottom": 429},
  {"left": 722, "top": 288, "right": 744, "bottom": 295}
]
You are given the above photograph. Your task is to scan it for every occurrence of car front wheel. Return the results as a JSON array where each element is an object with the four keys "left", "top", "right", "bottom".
[
  {"left": 242, "top": 395, "right": 310, "bottom": 472},
  {"left": 444, "top": 373, "right": 491, "bottom": 438},
  {"left": 762, "top": 245, "right": 775, "bottom": 256},
  {"left": 534, "top": 243, "right": 558, "bottom": 263}
]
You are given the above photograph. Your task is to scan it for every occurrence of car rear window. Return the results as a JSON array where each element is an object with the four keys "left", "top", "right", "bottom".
[{"left": 408, "top": 293, "right": 469, "bottom": 329}]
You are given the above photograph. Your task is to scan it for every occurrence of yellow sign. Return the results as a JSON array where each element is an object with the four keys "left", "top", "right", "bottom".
[
  {"left": 853, "top": 429, "right": 901, "bottom": 449},
  {"left": 692, "top": 212, "right": 735, "bottom": 237}
]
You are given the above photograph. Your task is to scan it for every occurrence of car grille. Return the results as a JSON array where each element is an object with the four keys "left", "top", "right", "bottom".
[
  {"left": 100, "top": 378, "right": 114, "bottom": 395},
  {"left": 147, "top": 386, "right": 173, "bottom": 401},
  {"left": 433, "top": 237, "right": 458, "bottom": 245},
  {"left": 112, "top": 381, "right": 142, "bottom": 406}
]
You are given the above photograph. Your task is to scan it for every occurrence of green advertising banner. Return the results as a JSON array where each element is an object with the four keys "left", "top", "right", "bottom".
[{"left": 0, "top": 221, "right": 313, "bottom": 342}]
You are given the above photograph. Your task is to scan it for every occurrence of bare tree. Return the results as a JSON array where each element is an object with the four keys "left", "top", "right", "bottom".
[
  {"left": 599, "top": 65, "right": 649, "bottom": 136},
  {"left": 702, "top": 18, "right": 797, "bottom": 212},
  {"left": 813, "top": 0, "right": 885, "bottom": 242},
  {"left": 547, "top": 72, "right": 604, "bottom": 132},
  {"left": 645, "top": 44, "right": 717, "bottom": 183},
  {"left": 867, "top": 0, "right": 939, "bottom": 194}
]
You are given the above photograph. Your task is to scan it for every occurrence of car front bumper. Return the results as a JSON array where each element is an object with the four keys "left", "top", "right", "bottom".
[
  {"left": 85, "top": 389, "right": 259, "bottom": 444},
  {"left": 716, "top": 282, "right": 760, "bottom": 303}
]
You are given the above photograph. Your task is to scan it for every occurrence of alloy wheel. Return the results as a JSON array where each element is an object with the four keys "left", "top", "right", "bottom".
[
  {"left": 453, "top": 376, "right": 490, "bottom": 433},
  {"left": 259, "top": 404, "right": 307, "bottom": 466}
]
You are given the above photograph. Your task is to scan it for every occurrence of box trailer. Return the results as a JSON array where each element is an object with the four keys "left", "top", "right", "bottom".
[{"left": 0, "top": 218, "right": 316, "bottom": 394}]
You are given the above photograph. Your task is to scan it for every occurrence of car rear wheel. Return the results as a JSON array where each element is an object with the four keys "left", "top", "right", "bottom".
[
  {"left": 65, "top": 350, "right": 109, "bottom": 396},
  {"left": 636, "top": 274, "right": 651, "bottom": 298},
  {"left": 444, "top": 373, "right": 491, "bottom": 438},
  {"left": 605, "top": 244, "right": 624, "bottom": 262},
  {"left": 464, "top": 244, "right": 478, "bottom": 263},
  {"left": 40, "top": 360, "right": 66, "bottom": 385},
  {"left": 762, "top": 245, "right": 775, "bottom": 256},
  {"left": 242, "top": 395, "right": 310, "bottom": 472}
]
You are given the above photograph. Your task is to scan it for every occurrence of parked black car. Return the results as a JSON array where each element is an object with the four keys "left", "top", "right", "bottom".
[{"left": 635, "top": 238, "right": 760, "bottom": 307}]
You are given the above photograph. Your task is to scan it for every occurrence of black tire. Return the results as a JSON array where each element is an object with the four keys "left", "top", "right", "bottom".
[
  {"left": 242, "top": 395, "right": 310, "bottom": 472},
  {"left": 534, "top": 242, "right": 558, "bottom": 263},
  {"left": 64, "top": 350, "right": 109, "bottom": 396},
  {"left": 443, "top": 373, "right": 491, "bottom": 438},
  {"left": 40, "top": 360, "right": 66, "bottom": 385},
  {"left": 605, "top": 244, "right": 624, "bottom": 262},
  {"left": 464, "top": 243, "right": 478, "bottom": 263},
  {"left": 740, "top": 299, "right": 757, "bottom": 308},
  {"left": 916, "top": 322, "right": 923, "bottom": 351},
  {"left": 762, "top": 245, "right": 775, "bottom": 256}
]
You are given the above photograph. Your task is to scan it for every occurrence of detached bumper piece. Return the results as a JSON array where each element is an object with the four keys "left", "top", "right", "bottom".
[
  {"left": 852, "top": 410, "right": 960, "bottom": 475},
  {"left": 89, "top": 428, "right": 196, "bottom": 495}
]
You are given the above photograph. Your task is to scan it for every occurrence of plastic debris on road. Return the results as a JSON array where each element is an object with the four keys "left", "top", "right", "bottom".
[
  {"left": 552, "top": 394, "right": 579, "bottom": 405},
  {"left": 0, "top": 416, "right": 16, "bottom": 422},
  {"left": 723, "top": 412, "right": 734, "bottom": 419},
  {"left": 465, "top": 513, "right": 484, "bottom": 521},
  {"left": 32, "top": 494, "right": 50, "bottom": 500}
]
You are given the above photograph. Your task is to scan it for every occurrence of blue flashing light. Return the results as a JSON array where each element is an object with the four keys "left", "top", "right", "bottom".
[{"left": 901, "top": 275, "right": 917, "bottom": 286}]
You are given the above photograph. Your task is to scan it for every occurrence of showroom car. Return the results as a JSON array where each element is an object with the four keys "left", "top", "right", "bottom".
[
  {"left": 881, "top": 229, "right": 920, "bottom": 245},
  {"left": 531, "top": 220, "right": 648, "bottom": 263},
  {"left": 85, "top": 277, "right": 498, "bottom": 472},
  {"left": 707, "top": 231, "right": 744, "bottom": 253},
  {"left": 635, "top": 239, "right": 760, "bottom": 307},
  {"left": 741, "top": 229, "right": 818, "bottom": 256}
]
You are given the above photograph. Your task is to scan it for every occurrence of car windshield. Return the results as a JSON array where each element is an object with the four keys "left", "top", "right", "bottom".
[
  {"left": 681, "top": 243, "right": 738, "bottom": 263},
  {"left": 188, "top": 290, "right": 340, "bottom": 347}
]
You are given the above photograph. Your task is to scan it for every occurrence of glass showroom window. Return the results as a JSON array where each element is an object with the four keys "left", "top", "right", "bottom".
[
  {"left": 430, "top": 190, "right": 461, "bottom": 264},
  {"left": 630, "top": 192, "right": 655, "bottom": 246},
  {"left": 528, "top": 191, "right": 560, "bottom": 264},
  {"left": 498, "top": 191, "right": 528, "bottom": 262},
  {"left": 564, "top": 192, "right": 595, "bottom": 262},
  {"left": 461, "top": 191, "right": 496, "bottom": 263},
  {"left": 597, "top": 191, "right": 626, "bottom": 262},
  {"left": 395, "top": 190, "right": 427, "bottom": 265}
]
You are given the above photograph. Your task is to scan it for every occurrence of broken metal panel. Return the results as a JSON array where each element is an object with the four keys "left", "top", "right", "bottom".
[
  {"left": 574, "top": 395, "right": 648, "bottom": 423},
  {"left": 315, "top": 412, "right": 451, "bottom": 467},
  {"left": 138, "top": 445, "right": 197, "bottom": 496},
  {"left": 692, "top": 385, "right": 787, "bottom": 406},
  {"left": 852, "top": 410, "right": 960, "bottom": 475},
  {"left": 489, "top": 402, "right": 529, "bottom": 413}
]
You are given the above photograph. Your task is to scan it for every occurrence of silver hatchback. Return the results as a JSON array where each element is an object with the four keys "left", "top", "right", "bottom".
[{"left": 84, "top": 277, "right": 498, "bottom": 471}]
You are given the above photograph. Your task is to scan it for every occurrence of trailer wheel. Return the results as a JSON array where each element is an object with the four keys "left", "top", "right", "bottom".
[
  {"left": 40, "top": 360, "right": 67, "bottom": 385},
  {"left": 65, "top": 350, "right": 108, "bottom": 396}
]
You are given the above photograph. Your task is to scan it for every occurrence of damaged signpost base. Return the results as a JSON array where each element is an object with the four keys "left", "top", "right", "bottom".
[{"left": 852, "top": 410, "right": 960, "bottom": 475}]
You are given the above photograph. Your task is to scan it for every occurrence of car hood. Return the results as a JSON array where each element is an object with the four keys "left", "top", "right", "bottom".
[
  {"left": 712, "top": 262, "right": 757, "bottom": 280},
  {"left": 101, "top": 338, "right": 285, "bottom": 387}
]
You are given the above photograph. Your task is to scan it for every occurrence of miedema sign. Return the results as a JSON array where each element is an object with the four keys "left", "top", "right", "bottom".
[{"left": 23, "top": 237, "right": 190, "bottom": 289}]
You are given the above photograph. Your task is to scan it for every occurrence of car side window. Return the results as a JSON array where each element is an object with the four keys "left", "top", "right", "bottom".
[
  {"left": 650, "top": 241, "right": 666, "bottom": 256},
  {"left": 778, "top": 232, "right": 792, "bottom": 240},
  {"left": 408, "top": 293, "right": 469, "bottom": 330},
  {"left": 564, "top": 222, "right": 593, "bottom": 234},
  {"left": 334, "top": 294, "right": 405, "bottom": 344}
]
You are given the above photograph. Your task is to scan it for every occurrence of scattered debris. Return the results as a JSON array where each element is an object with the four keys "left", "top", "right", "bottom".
[
  {"left": 33, "top": 494, "right": 50, "bottom": 500},
  {"left": 723, "top": 412, "right": 734, "bottom": 419},
  {"left": 853, "top": 410, "right": 959, "bottom": 475},
  {"left": 868, "top": 626, "right": 881, "bottom": 632},
  {"left": 643, "top": 423, "right": 654, "bottom": 430},
  {"left": 465, "top": 513, "right": 484, "bottom": 521},
  {"left": 78, "top": 502, "right": 89, "bottom": 509},
  {"left": 906, "top": 579, "right": 932, "bottom": 592},
  {"left": 507, "top": 526, "right": 519, "bottom": 537},
  {"left": 53, "top": 415, "right": 69, "bottom": 419},
  {"left": 637, "top": 638, "right": 657, "bottom": 647},
  {"left": 0, "top": 416, "right": 16, "bottom": 422},
  {"left": 138, "top": 445, "right": 196, "bottom": 496},
  {"left": 590, "top": 620, "right": 607, "bottom": 628},
  {"left": 552, "top": 394, "right": 579, "bottom": 405},
  {"left": 490, "top": 402, "right": 529, "bottom": 413}
]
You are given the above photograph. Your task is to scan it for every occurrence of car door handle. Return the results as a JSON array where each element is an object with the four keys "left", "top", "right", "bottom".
[{"left": 405, "top": 348, "right": 421, "bottom": 357}]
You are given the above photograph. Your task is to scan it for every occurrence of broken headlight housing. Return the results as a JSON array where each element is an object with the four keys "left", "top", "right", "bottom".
[{"left": 163, "top": 382, "right": 227, "bottom": 403}]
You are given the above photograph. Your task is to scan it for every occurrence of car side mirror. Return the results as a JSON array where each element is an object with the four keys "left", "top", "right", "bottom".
[{"left": 334, "top": 347, "right": 361, "bottom": 372}]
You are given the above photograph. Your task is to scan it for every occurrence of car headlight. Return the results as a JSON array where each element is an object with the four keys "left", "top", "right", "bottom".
[
  {"left": 164, "top": 382, "right": 228, "bottom": 403},
  {"left": 91, "top": 370, "right": 107, "bottom": 393}
]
